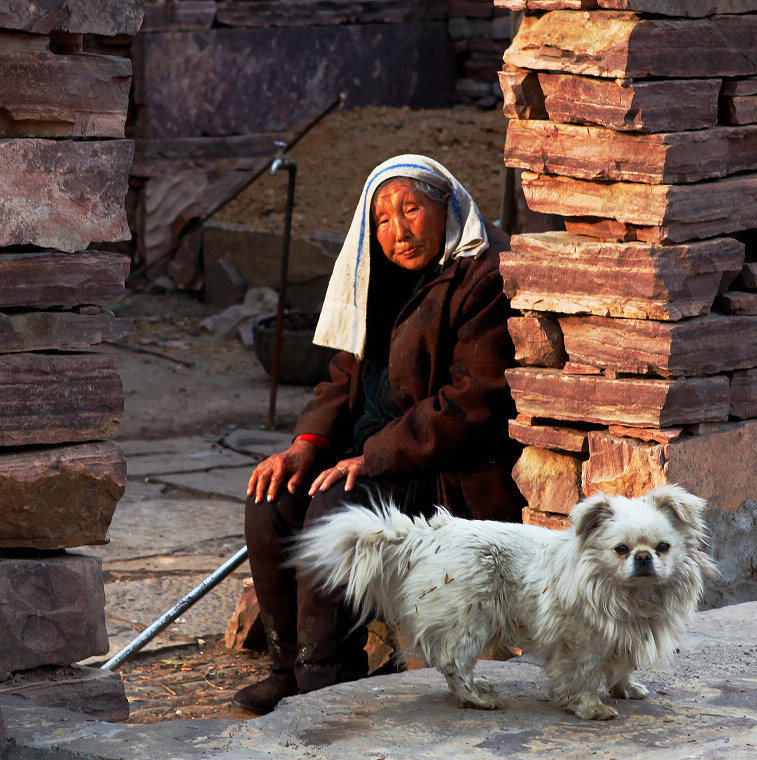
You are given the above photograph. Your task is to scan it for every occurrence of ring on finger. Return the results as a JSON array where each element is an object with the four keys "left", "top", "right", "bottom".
[{"left": 337, "top": 466, "right": 346, "bottom": 476}]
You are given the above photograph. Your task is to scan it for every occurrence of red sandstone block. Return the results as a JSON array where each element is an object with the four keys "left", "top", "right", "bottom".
[
  {"left": 499, "top": 66, "right": 546, "bottom": 121},
  {"left": 0, "top": 353, "right": 123, "bottom": 447},
  {"left": 501, "top": 232, "right": 744, "bottom": 320},
  {"left": 508, "top": 315, "right": 566, "bottom": 368},
  {"left": 0, "top": 252, "right": 130, "bottom": 309},
  {"left": 559, "top": 314, "right": 757, "bottom": 377},
  {"left": 520, "top": 171, "right": 757, "bottom": 243},
  {"left": 0, "top": 555, "right": 108, "bottom": 679},
  {"left": 539, "top": 74, "right": 719, "bottom": 134},
  {"left": 508, "top": 418, "right": 589, "bottom": 453},
  {"left": 0, "top": 0, "right": 144, "bottom": 36},
  {"left": 521, "top": 508, "right": 571, "bottom": 530},
  {"left": 0, "top": 34, "right": 131, "bottom": 138},
  {"left": 730, "top": 369, "right": 757, "bottom": 419},
  {"left": 506, "top": 11, "right": 757, "bottom": 79},
  {"left": 505, "top": 367, "right": 731, "bottom": 428},
  {"left": 512, "top": 445, "right": 584, "bottom": 514},
  {"left": 721, "top": 291, "right": 757, "bottom": 315},
  {"left": 0, "top": 442, "right": 126, "bottom": 550},
  {"left": 0, "top": 140, "right": 132, "bottom": 252},
  {"left": 0, "top": 309, "right": 134, "bottom": 353},
  {"left": 506, "top": 121, "right": 757, "bottom": 184},
  {"left": 582, "top": 421, "right": 757, "bottom": 513}
]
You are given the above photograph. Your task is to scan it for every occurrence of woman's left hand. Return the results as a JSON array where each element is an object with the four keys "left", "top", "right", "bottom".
[{"left": 308, "top": 455, "right": 368, "bottom": 495}]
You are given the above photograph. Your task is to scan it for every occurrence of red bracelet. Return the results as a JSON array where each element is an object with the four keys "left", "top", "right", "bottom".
[{"left": 295, "top": 433, "right": 331, "bottom": 450}]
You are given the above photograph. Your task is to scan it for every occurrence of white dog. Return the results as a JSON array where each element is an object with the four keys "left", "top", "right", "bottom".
[{"left": 295, "top": 485, "right": 718, "bottom": 720}]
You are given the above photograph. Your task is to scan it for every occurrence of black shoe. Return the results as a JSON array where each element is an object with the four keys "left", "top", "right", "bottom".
[{"left": 232, "top": 672, "right": 298, "bottom": 715}]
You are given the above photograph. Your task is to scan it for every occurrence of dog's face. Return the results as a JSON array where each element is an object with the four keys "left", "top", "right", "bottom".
[{"left": 570, "top": 485, "right": 710, "bottom": 587}]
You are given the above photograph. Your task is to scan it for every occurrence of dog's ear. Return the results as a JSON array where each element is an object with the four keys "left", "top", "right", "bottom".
[
  {"left": 570, "top": 492, "right": 615, "bottom": 543},
  {"left": 647, "top": 484, "right": 707, "bottom": 528}
]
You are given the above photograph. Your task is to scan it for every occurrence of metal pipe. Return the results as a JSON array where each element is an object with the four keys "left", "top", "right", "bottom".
[
  {"left": 100, "top": 545, "right": 249, "bottom": 671},
  {"left": 266, "top": 141, "right": 298, "bottom": 430}
]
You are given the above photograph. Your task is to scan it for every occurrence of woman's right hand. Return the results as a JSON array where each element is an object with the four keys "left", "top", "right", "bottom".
[{"left": 247, "top": 438, "right": 318, "bottom": 503}]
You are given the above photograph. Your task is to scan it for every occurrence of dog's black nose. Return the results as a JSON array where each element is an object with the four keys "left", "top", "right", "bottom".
[{"left": 633, "top": 550, "right": 655, "bottom": 576}]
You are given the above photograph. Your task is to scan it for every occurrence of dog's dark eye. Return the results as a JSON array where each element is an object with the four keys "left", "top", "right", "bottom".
[
  {"left": 614, "top": 544, "right": 630, "bottom": 557},
  {"left": 656, "top": 542, "right": 671, "bottom": 554}
]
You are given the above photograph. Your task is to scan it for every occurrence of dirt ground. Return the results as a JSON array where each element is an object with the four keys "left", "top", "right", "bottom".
[
  {"left": 108, "top": 103, "right": 510, "bottom": 725},
  {"left": 214, "top": 104, "right": 510, "bottom": 237},
  {"left": 119, "top": 638, "right": 270, "bottom": 724}
]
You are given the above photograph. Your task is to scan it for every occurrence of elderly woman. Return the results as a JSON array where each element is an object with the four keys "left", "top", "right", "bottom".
[{"left": 233, "top": 154, "right": 522, "bottom": 714}]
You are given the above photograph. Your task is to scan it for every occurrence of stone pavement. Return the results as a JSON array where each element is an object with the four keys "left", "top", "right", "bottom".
[
  {"left": 3, "top": 601, "right": 757, "bottom": 759},
  {"left": 84, "top": 428, "right": 294, "bottom": 662}
]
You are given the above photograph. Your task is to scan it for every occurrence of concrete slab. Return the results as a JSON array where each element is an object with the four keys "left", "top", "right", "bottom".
[{"left": 6, "top": 602, "right": 757, "bottom": 759}]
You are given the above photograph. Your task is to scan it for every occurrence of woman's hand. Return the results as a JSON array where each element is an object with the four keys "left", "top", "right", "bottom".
[
  {"left": 247, "top": 439, "right": 318, "bottom": 503},
  {"left": 308, "top": 455, "right": 367, "bottom": 496}
]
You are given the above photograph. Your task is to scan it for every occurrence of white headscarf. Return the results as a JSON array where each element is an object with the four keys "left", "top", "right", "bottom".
[{"left": 313, "top": 154, "right": 489, "bottom": 359}]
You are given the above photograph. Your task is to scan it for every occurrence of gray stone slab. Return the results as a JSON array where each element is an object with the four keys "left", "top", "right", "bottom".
[
  {"left": 6, "top": 603, "right": 757, "bottom": 759},
  {"left": 125, "top": 441, "right": 255, "bottom": 478},
  {"left": 222, "top": 428, "right": 293, "bottom": 458},
  {"left": 153, "top": 466, "right": 252, "bottom": 502},
  {"left": 87, "top": 482, "right": 245, "bottom": 561}
]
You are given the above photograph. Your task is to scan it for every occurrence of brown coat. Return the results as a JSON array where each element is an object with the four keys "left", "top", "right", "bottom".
[{"left": 294, "top": 224, "right": 523, "bottom": 522}]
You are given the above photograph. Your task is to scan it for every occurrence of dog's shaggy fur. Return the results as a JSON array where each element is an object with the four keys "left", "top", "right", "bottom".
[{"left": 295, "top": 485, "right": 718, "bottom": 720}]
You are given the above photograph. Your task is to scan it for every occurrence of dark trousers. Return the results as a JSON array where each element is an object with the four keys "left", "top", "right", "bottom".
[{"left": 245, "top": 470, "right": 384, "bottom": 693}]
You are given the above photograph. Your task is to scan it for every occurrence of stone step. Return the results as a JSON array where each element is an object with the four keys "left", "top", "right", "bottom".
[
  {"left": 506, "top": 11, "right": 757, "bottom": 80},
  {"left": 500, "top": 232, "right": 744, "bottom": 319},
  {"left": 0, "top": 252, "right": 130, "bottom": 309},
  {"left": 558, "top": 314, "right": 757, "bottom": 377},
  {"left": 505, "top": 367, "right": 731, "bottom": 427},
  {"left": 0, "top": 441, "right": 126, "bottom": 550},
  {"left": 0, "top": 353, "right": 123, "bottom": 447},
  {"left": 0, "top": 665, "right": 128, "bottom": 723},
  {"left": 506, "top": 121, "right": 757, "bottom": 184}
]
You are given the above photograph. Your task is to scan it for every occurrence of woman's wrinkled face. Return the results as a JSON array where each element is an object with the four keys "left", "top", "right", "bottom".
[{"left": 372, "top": 179, "right": 447, "bottom": 271}]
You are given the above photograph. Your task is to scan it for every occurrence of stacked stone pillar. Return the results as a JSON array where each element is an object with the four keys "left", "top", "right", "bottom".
[
  {"left": 497, "top": 1, "right": 757, "bottom": 529},
  {"left": 0, "top": 0, "right": 144, "bottom": 725}
]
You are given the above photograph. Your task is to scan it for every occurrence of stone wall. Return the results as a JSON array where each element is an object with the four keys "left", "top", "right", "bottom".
[
  {"left": 0, "top": 0, "right": 143, "bottom": 724},
  {"left": 498, "top": 0, "right": 757, "bottom": 605}
]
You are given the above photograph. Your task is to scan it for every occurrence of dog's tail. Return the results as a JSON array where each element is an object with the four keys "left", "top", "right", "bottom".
[{"left": 294, "top": 496, "right": 447, "bottom": 626}]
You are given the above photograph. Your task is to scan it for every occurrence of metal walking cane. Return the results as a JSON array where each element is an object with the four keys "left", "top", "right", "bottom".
[{"left": 101, "top": 546, "right": 249, "bottom": 671}]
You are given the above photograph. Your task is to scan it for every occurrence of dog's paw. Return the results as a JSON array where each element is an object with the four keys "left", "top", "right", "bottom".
[
  {"left": 566, "top": 697, "right": 618, "bottom": 721},
  {"left": 473, "top": 677, "right": 496, "bottom": 694},
  {"left": 459, "top": 691, "right": 504, "bottom": 710},
  {"left": 609, "top": 679, "right": 649, "bottom": 700}
]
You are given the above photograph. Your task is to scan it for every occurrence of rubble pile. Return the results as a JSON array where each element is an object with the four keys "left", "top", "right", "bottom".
[
  {"left": 0, "top": 0, "right": 143, "bottom": 729},
  {"left": 498, "top": 0, "right": 757, "bottom": 526}
]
